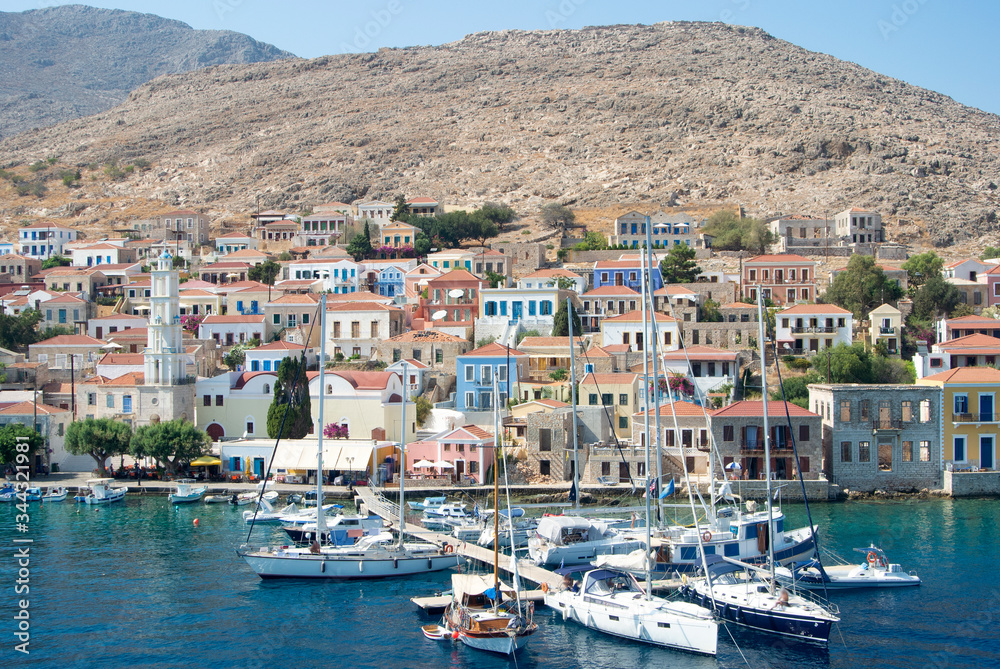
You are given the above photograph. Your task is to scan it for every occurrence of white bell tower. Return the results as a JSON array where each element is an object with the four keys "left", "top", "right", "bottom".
[{"left": 144, "top": 251, "right": 186, "bottom": 385}]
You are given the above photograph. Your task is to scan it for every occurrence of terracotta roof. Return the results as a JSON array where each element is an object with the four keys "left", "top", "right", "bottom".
[
  {"left": 534, "top": 399, "right": 569, "bottom": 408},
  {"left": 179, "top": 289, "right": 217, "bottom": 297},
  {"left": 327, "top": 302, "right": 401, "bottom": 313},
  {"left": 780, "top": 304, "right": 852, "bottom": 315},
  {"left": 216, "top": 232, "right": 255, "bottom": 239},
  {"left": 633, "top": 400, "right": 708, "bottom": 418},
  {"left": 461, "top": 342, "right": 526, "bottom": 357},
  {"left": 594, "top": 260, "right": 643, "bottom": 269},
  {"left": 234, "top": 371, "right": 276, "bottom": 389},
  {"left": 201, "top": 315, "right": 265, "bottom": 324},
  {"left": 99, "top": 372, "right": 145, "bottom": 386},
  {"left": 393, "top": 358, "right": 429, "bottom": 369},
  {"left": 267, "top": 294, "right": 320, "bottom": 305},
  {"left": 263, "top": 220, "right": 299, "bottom": 227},
  {"left": 41, "top": 382, "right": 73, "bottom": 394},
  {"left": 407, "top": 197, "right": 438, "bottom": 204},
  {"left": 582, "top": 286, "right": 641, "bottom": 297},
  {"left": 329, "top": 370, "right": 394, "bottom": 390},
  {"left": 32, "top": 334, "right": 104, "bottom": 347},
  {"left": 603, "top": 310, "right": 677, "bottom": 323},
  {"left": 654, "top": 285, "right": 699, "bottom": 296},
  {"left": 583, "top": 346, "right": 614, "bottom": 357},
  {"left": 660, "top": 346, "right": 740, "bottom": 361},
  {"left": 325, "top": 291, "right": 393, "bottom": 303},
  {"left": 224, "top": 249, "right": 269, "bottom": 259},
  {"left": 710, "top": 401, "right": 818, "bottom": 418},
  {"left": 920, "top": 367, "right": 1000, "bottom": 384},
  {"left": 599, "top": 344, "right": 631, "bottom": 353},
  {"left": 200, "top": 262, "right": 251, "bottom": 270},
  {"left": 745, "top": 254, "right": 813, "bottom": 264},
  {"left": 20, "top": 221, "right": 73, "bottom": 230},
  {"left": 522, "top": 269, "right": 582, "bottom": 280},
  {"left": 161, "top": 209, "right": 201, "bottom": 216},
  {"left": 945, "top": 315, "right": 1000, "bottom": 325},
  {"left": 427, "top": 269, "right": 481, "bottom": 285},
  {"left": 42, "top": 293, "right": 86, "bottom": 304},
  {"left": 580, "top": 372, "right": 638, "bottom": 385},
  {"left": 90, "top": 314, "right": 146, "bottom": 322},
  {"left": 386, "top": 330, "right": 467, "bottom": 344},
  {"left": 436, "top": 424, "right": 493, "bottom": 442},
  {"left": 938, "top": 334, "right": 1000, "bottom": 349},
  {"left": 0, "top": 401, "right": 68, "bottom": 415},
  {"left": 517, "top": 336, "right": 576, "bottom": 349},
  {"left": 719, "top": 302, "right": 757, "bottom": 309}
]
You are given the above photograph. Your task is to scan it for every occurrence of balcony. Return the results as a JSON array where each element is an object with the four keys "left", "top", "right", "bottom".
[
  {"left": 872, "top": 418, "right": 903, "bottom": 431},
  {"left": 879, "top": 326, "right": 897, "bottom": 335},
  {"left": 740, "top": 440, "right": 793, "bottom": 454},
  {"left": 790, "top": 326, "right": 837, "bottom": 334},
  {"left": 952, "top": 413, "right": 997, "bottom": 423}
]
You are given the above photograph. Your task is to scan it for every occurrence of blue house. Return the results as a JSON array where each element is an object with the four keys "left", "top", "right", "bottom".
[
  {"left": 455, "top": 342, "right": 526, "bottom": 411},
  {"left": 376, "top": 265, "right": 406, "bottom": 298},
  {"left": 592, "top": 259, "right": 663, "bottom": 293}
]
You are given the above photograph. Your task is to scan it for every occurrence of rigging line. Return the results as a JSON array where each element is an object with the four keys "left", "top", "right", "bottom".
[
  {"left": 244, "top": 297, "right": 324, "bottom": 543},
  {"left": 721, "top": 621, "right": 752, "bottom": 669},
  {"left": 644, "top": 265, "right": 712, "bottom": 517},
  {"left": 770, "top": 337, "right": 830, "bottom": 601},
  {"left": 571, "top": 329, "right": 637, "bottom": 491}
]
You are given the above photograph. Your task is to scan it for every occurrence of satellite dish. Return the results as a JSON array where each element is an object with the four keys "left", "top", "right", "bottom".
[
  {"left": 448, "top": 288, "right": 464, "bottom": 298},
  {"left": 431, "top": 310, "right": 448, "bottom": 321}
]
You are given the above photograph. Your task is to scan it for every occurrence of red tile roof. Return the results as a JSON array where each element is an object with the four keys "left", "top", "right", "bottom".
[
  {"left": 633, "top": 400, "right": 708, "bottom": 418},
  {"left": 580, "top": 372, "right": 638, "bottom": 385},
  {"left": 710, "top": 401, "right": 818, "bottom": 418},
  {"left": 660, "top": 346, "right": 740, "bottom": 361},
  {"left": 462, "top": 342, "right": 526, "bottom": 357},
  {"left": 920, "top": 367, "right": 1000, "bottom": 384},
  {"left": 32, "top": 334, "right": 104, "bottom": 347},
  {"left": 937, "top": 334, "right": 1000, "bottom": 350},
  {"left": 780, "top": 304, "right": 852, "bottom": 315},
  {"left": 582, "top": 286, "right": 641, "bottom": 297},
  {"left": 330, "top": 371, "right": 394, "bottom": 390},
  {"left": 0, "top": 401, "right": 69, "bottom": 415},
  {"left": 745, "top": 254, "right": 814, "bottom": 264},
  {"left": 603, "top": 310, "right": 677, "bottom": 323},
  {"left": 522, "top": 269, "right": 582, "bottom": 279},
  {"left": 386, "top": 330, "right": 467, "bottom": 344},
  {"left": 201, "top": 315, "right": 265, "bottom": 324}
]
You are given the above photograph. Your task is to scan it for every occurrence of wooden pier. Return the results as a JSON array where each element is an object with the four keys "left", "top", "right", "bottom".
[{"left": 355, "top": 486, "right": 685, "bottom": 594}]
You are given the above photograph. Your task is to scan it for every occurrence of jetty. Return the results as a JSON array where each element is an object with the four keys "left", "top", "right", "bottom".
[{"left": 355, "top": 485, "right": 684, "bottom": 594}]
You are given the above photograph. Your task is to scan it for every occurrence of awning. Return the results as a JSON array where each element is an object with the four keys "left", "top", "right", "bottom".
[
  {"left": 190, "top": 456, "right": 222, "bottom": 466},
  {"left": 271, "top": 442, "right": 374, "bottom": 471},
  {"left": 331, "top": 444, "right": 375, "bottom": 471}
]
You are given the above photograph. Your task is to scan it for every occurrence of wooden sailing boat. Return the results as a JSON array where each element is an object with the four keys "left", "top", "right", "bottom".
[{"left": 443, "top": 377, "right": 537, "bottom": 655}]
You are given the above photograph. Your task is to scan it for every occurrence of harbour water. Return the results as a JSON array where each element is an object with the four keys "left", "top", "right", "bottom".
[{"left": 1, "top": 496, "right": 998, "bottom": 668}]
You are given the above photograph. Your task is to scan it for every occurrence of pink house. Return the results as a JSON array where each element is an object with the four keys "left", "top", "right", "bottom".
[
  {"left": 406, "top": 424, "right": 495, "bottom": 484},
  {"left": 985, "top": 265, "right": 1000, "bottom": 307}
]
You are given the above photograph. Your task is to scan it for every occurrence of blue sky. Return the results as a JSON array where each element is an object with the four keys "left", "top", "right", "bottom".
[{"left": 11, "top": 1, "right": 1000, "bottom": 115}]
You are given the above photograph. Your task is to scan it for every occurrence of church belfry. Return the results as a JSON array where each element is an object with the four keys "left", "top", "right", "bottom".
[{"left": 144, "top": 251, "right": 186, "bottom": 385}]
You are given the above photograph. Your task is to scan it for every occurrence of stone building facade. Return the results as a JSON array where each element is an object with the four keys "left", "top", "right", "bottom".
[
  {"left": 375, "top": 329, "right": 471, "bottom": 375},
  {"left": 709, "top": 401, "right": 824, "bottom": 480},
  {"left": 808, "top": 384, "right": 942, "bottom": 492}
]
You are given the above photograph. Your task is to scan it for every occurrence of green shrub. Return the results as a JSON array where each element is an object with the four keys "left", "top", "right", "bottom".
[{"left": 28, "top": 161, "right": 48, "bottom": 173}]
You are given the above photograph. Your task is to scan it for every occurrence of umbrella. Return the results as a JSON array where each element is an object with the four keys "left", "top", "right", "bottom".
[
  {"left": 433, "top": 460, "right": 455, "bottom": 469},
  {"left": 413, "top": 459, "right": 436, "bottom": 468},
  {"left": 725, "top": 462, "right": 742, "bottom": 470},
  {"left": 190, "top": 456, "right": 222, "bottom": 467}
]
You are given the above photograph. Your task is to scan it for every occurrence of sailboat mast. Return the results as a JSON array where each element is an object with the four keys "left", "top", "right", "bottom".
[
  {"left": 641, "top": 248, "right": 652, "bottom": 600},
  {"left": 756, "top": 289, "right": 776, "bottom": 590},
  {"left": 316, "top": 294, "right": 328, "bottom": 539},
  {"left": 645, "top": 223, "right": 664, "bottom": 526},
  {"left": 398, "top": 361, "right": 408, "bottom": 546},
  {"left": 567, "top": 298, "right": 580, "bottom": 510},
  {"left": 493, "top": 375, "right": 501, "bottom": 612}
]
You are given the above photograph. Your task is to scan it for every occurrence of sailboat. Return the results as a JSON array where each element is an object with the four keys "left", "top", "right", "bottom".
[
  {"left": 543, "top": 242, "right": 719, "bottom": 657},
  {"left": 238, "top": 296, "right": 462, "bottom": 579},
  {"left": 681, "top": 289, "right": 840, "bottom": 643},
  {"left": 442, "top": 378, "right": 536, "bottom": 655}
]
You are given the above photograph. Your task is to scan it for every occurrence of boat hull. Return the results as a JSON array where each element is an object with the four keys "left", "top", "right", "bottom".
[
  {"left": 459, "top": 628, "right": 535, "bottom": 655},
  {"left": 169, "top": 493, "right": 205, "bottom": 504},
  {"left": 238, "top": 550, "right": 462, "bottom": 579},
  {"left": 545, "top": 590, "right": 717, "bottom": 655},
  {"left": 77, "top": 489, "right": 127, "bottom": 505},
  {"left": 683, "top": 585, "right": 834, "bottom": 644}
]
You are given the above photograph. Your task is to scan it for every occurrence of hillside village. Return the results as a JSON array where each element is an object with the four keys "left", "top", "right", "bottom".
[{"left": 2, "top": 195, "right": 998, "bottom": 499}]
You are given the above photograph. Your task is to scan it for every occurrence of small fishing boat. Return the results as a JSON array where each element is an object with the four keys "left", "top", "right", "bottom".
[
  {"left": 776, "top": 546, "right": 920, "bottom": 590},
  {"left": 443, "top": 574, "right": 537, "bottom": 655},
  {"left": 75, "top": 478, "right": 128, "bottom": 505},
  {"left": 41, "top": 486, "right": 69, "bottom": 502},
  {"left": 408, "top": 495, "right": 447, "bottom": 512},
  {"left": 421, "top": 624, "right": 451, "bottom": 641},
  {"left": 0, "top": 486, "right": 42, "bottom": 502},
  {"left": 203, "top": 493, "right": 233, "bottom": 504},
  {"left": 168, "top": 479, "right": 207, "bottom": 504},
  {"left": 422, "top": 502, "right": 473, "bottom": 527}
]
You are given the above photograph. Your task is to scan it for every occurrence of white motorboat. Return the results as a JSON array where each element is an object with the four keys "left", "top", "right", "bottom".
[
  {"left": 238, "top": 303, "right": 462, "bottom": 580},
  {"left": 545, "top": 568, "right": 718, "bottom": 655},
  {"left": 203, "top": 494, "right": 234, "bottom": 504},
  {"left": 477, "top": 508, "right": 537, "bottom": 549},
  {"left": 776, "top": 546, "right": 920, "bottom": 590},
  {"left": 408, "top": 495, "right": 447, "bottom": 511},
  {"left": 75, "top": 478, "right": 127, "bottom": 505},
  {"left": 527, "top": 516, "right": 646, "bottom": 567},
  {"left": 243, "top": 500, "right": 301, "bottom": 524},
  {"left": 41, "top": 486, "right": 69, "bottom": 502},
  {"left": 450, "top": 518, "right": 485, "bottom": 542},
  {"left": 277, "top": 504, "right": 343, "bottom": 525},
  {"left": 168, "top": 479, "right": 207, "bottom": 504},
  {"left": 422, "top": 503, "right": 473, "bottom": 530}
]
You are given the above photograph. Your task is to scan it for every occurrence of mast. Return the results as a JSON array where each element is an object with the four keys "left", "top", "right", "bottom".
[
  {"left": 315, "top": 294, "right": 328, "bottom": 541},
  {"left": 567, "top": 297, "right": 580, "bottom": 510},
  {"left": 493, "top": 374, "right": 501, "bottom": 613},
  {"left": 640, "top": 249, "right": 652, "bottom": 600},
  {"left": 645, "top": 221, "right": 664, "bottom": 526},
  {"left": 398, "top": 361, "right": 408, "bottom": 547},
  {"left": 756, "top": 289, "right": 776, "bottom": 592}
]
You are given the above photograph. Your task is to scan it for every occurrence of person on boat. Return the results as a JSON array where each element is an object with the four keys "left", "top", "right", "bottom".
[
  {"left": 771, "top": 588, "right": 789, "bottom": 610},
  {"left": 562, "top": 575, "right": 579, "bottom": 593},
  {"left": 309, "top": 540, "right": 321, "bottom": 554}
]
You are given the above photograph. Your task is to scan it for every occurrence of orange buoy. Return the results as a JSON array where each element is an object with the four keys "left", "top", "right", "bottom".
[
  {"left": 452, "top": 631, "right": 460, "bottom": 640},
  {"left": 193, "top": 518, "right": 200, "bottom": 527}
]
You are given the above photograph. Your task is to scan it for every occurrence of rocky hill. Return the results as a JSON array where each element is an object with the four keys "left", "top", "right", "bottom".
[
  {"left": 0, "top": 21, "right": 998, "bottom": 246},
  {"left": 0, "top": 4, "right": 294, "bottom": 139}
]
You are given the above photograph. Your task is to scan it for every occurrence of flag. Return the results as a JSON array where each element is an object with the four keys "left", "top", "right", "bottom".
[
  {"left": 648, "top": 477, "right": 658, "bottom": 498},
  {"left": 659, "top": 478, "right": 675, "bottom": 499},
  {"left": 568, "top": 481, "right": 577, "bottom": 503}
]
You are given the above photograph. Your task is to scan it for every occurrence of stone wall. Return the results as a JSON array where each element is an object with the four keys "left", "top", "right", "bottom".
[
  {"left": 709, "top": 412, "right": 825, "bottom": 479},
  {"left": 687, "top": 478, "right": 832, "bottom": 501},
  {"left": 944, "top": 470, "right": 1000, "bottom": 496},
  {"left": 491, "top": 242, "right": 546, "bottom": 277},
  {"left": 681, "top": 321, "right": 759, "bottom": 351},
  {"left": 524, "top": 410, "right": 575, "bottom": 481}
]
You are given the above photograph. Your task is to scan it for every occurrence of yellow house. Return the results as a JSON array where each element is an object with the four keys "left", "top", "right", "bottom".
[
  {"left": 917, "top": 367, "right": 1000, "bottom": 469},
  {"left": 579, "top": 372, "right": 639, "bottom": 441},
  {"left": 869, "top": 303, "right": 902, "bottom": 356}
]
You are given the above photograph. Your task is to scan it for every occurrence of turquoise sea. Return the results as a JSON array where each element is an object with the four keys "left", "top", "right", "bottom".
[{"left": 1, "top": 495, "right": 997, "bottom": 668}]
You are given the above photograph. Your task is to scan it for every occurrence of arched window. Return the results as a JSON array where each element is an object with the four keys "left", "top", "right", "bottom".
[
  {"left": 327, "top": 384, "right": 333, "bottom": 395},
  {"left": 263, "top": 383, "right": 270, "bottom": 395}
]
